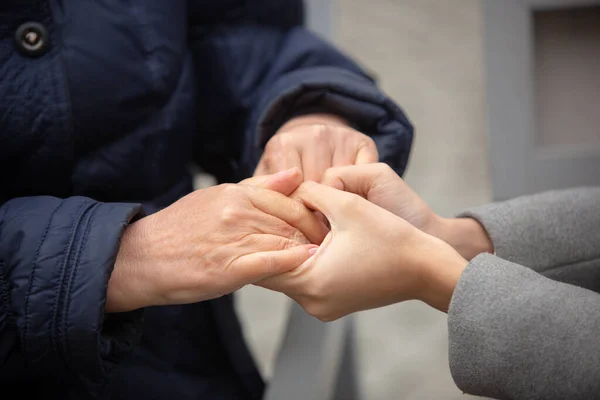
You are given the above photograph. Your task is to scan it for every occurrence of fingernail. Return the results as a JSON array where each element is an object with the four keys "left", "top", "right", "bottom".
[{"left": 308, "top": 246, "right": 319, "bottom": 256}]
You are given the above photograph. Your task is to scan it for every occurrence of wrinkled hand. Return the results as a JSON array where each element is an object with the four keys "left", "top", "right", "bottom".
[
  {"left": 257, "top": 182, "right": 467, "bottom": 321},
  {"left": 107, "top": 172, "right": 328, "bottom": 313},
  {"left": 255, "top": 114, "right": 378, "bottom": 182}
]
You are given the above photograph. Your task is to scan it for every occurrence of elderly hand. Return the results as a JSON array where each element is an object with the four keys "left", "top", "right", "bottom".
[
  {"left": 255, "top": 114, "right": 378, "bottom": 182},
  {"left": 257, "top": 182, "right": 468, "bottom": 321},
  {"left": 106, "top": 170, "right": 328, "bottom": 313}
]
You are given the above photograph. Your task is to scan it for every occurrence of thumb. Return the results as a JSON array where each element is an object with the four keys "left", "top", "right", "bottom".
[
  {"left": 321, "top": 164, "right": 383, "bottom": 198},
  {"left": 233, "top": 244, "right": 318, "bottom": 284},
  {"left": 292, "top": 181, "right": 367, "bottom": 226},
  {"left": 240, "top": 168, "right": 303, "bottom": 196}
]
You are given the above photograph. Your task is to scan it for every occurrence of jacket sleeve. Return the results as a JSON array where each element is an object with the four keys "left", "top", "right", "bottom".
[
  {"left": 188, "top": 13, "right": 413, "bottom": 178},
  {"left": 459, "top": 187, "right": 600, "bottom": 290},
  {"left": 447, "top": 187, "right": 600, "bottom": 399},
  {"left": 448, "top": 254, "right": 600, "bottom": 400},
  {"left": 0, "top": 196, "right": 144, "bottom": 392}
]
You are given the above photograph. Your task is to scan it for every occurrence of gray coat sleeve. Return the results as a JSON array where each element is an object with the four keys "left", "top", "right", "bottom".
[
  {"left": 447, "top": 187, "right": 600, "bottom": 400},
  {"left": 459, "top": 187, "right": 600, "bottom": 290}
]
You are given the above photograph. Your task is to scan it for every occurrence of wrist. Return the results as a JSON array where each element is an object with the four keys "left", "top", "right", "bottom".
[
  {"left": 416, "top": 236, "right": 468, "bottom": 313},
  {"left": 278, "top": 113, "right": 350, "bottom": 132},
  {"left": 106, "top": 220, "right": 154, "bottom": 313},
  {"left": 430, "top": 217, "right": 494, "bottom": 261}
]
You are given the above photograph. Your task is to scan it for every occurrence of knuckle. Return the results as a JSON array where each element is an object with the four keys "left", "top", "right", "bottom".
[
  {"left": 358, "top": 136, "right": 378, "bottom": 156},
  {"left": 220, "top": 205, "right": 243, "bottom": 225},
  {"left": 303, "top": 300, "right": 335, "bottom": 322},
  {"left": 276, "top": 223, "right": 298, "bottom": 241},
  {"left": 276, "top": 237, "right": 296, "bottom": 250},
  {"left": 271, "top": 132, "right": 293, "bottom": 148},
  {"left": 377, "top": 162, "right": 394, "bottom": 175},
  {"left": 286, "top": 200, "right": 307, "bottom": 223},
  {"left": 263, "top": 138, "right": 279, "bottom": 153},
  {"left": 363, "top": 135, "right": 377, "bottom": 148},
  {"left": 321, "top": 168, "right": 343, "bottom": 189},
  {"left": 260, "top": 253, "right": 278, "bottom": 275},
  {"left": 339, "top": 193, "right": 361, "bottom": 213},
  {"left": 302, "top": 278, "right": 327, "bottom": 303},
  {"left": 292, "top": 229, "right": 309, "bottom": 245},
  {"left": 356, "top": 133, "right": 375, "bottom": 147},
  {"left": 302, "top": 299, "right": 322, "bottom": 318},
  {"left": 321, "top": 168, "right": 336, "bottom": 183},
  {"left": 241, "top": 232, "right": 261, "bottom": 247},
  {"left": 309, "top": 124, "right": 329, "bottom": 140}
]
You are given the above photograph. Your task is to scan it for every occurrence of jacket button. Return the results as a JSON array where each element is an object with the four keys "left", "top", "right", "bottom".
[{"left": 15, "top": 22, "right": 49, "bottom": 57}]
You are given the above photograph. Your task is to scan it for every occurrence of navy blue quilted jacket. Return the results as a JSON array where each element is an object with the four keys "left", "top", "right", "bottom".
[{"left": 0, "top": 0, "right": 413, "bottom": 398}]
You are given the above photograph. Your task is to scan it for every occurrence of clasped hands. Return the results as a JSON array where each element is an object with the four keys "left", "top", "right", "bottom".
[
  {"left": 252, "top": 164, "right": 473, "bottom": 321},
  {"left": 107, "top": 115, "right": 489, "bottom": 320}
]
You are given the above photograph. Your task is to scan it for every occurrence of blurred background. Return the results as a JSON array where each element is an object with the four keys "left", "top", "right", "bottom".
[{"left": 234, "top": 0, "right": 600, "bottom": 398}]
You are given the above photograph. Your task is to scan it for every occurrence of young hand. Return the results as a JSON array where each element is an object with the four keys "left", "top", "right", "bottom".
[
  {"left": 321, "top": 163, "right": 494, "bottom": 260},
  {"left": 257, "top": 182, "right": 468, "bottom": 321}
]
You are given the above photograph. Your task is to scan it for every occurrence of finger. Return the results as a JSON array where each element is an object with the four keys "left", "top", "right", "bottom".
[
  {"left": 247, "top": 216, "right": 310, "bottom": 244},
  {"left": 302, "top": 127, "right": 333, "bottom": 182},
  {"left": 255, "top": 270, "right": 298, "bottom": 294},
  {"left": 232, "top": 244, "right": 318, "bottom": 284},
  {"left": 241, "top": 173, "right": 278, "bottom": 187},
  {"left": 256, "top": 233, "right": 331, "bottom": 294},
  {"left": 302, "top": 146, "right": 332, "bottom": 182},
  {"left": 321, "top": 164, "right": 385, "bottom": 198},
  {"left": 332, "top": 133, "right": 361, "bottom": 167},
  {"left": 241, "top": 168, "right": 303, "bottom": 196},
  {"left": 276, "top": 148, "right": 303, "bottom": 172},
  {"left": 247, "top": 186, "right": 329, "bottom": 244},
  {"left": 291, "top": 181, "right": 366, "bottom": 224},
  {"left": 257, "top": 143, "right": 303, "bottom": 176},
  {"left": 355, "top": 139, "right": 379, "bottom": 165},
  {"left": 262, "top": 167, "right": 303, "bottom": 195},
  {"left": 237, "top": 233, "right": 309, "bottom": 253}
]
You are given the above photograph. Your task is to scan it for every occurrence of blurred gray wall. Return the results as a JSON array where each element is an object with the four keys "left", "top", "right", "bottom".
[{"left": 305, "top": 0, "right": 333, "bottom": 38}]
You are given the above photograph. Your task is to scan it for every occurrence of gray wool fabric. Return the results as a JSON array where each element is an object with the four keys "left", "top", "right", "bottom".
[{"left": 448, "top": 187, "right": 600, "bottom": 400}]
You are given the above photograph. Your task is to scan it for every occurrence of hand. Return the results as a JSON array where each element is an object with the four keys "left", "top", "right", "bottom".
[
  {"left": 258, "top": 182, "right": 468, "bottom": 321},
  {"left": 255, "top": 114, "right": 378, "bottom": 182},
  {"left": 239, "top": 167, "right": 306, "bottom": 195},
  {"left": 321, "top": 163, "right": 494, "bottom": 260},
  {"left": 107, "top": 174, "right": 328, "bottom": 313},
  {"left": 321, "top": 163, "right": 437, "bottom": 232}
]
